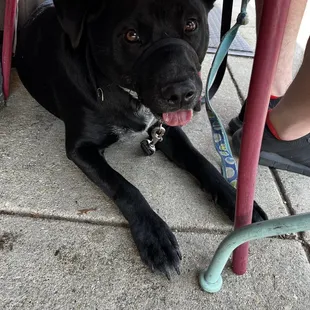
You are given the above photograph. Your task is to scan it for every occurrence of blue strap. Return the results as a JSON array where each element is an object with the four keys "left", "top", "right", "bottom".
[{"left": 204, "top": 1, "right": 250, "bottom": 188}]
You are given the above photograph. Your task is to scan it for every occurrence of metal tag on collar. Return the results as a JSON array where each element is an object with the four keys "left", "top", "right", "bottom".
[{"left": 140, "top": 123, "right": 166, "bottom": 156}]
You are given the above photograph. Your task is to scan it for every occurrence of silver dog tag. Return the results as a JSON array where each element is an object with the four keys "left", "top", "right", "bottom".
[
  {"left": 140, "top": 124, "right": 166, "bottom": 156},
  {"left": 140, "top": 139, "right": 156, "bottom": 156}
]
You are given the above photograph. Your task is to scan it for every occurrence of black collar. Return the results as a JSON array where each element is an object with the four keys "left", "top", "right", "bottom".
[{"left": 86, "top": 45, "right": 140, "bottom": 104}]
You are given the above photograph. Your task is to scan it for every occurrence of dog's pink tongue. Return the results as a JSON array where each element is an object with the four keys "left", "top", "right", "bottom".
[{"left": 162, "top": 110, "right": 193, "bottom": 126}]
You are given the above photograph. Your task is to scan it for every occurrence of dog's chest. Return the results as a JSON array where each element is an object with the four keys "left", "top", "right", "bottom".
[
  {"left": 135, "top": 105, "right": 156, "bottom": 131},
  {"left": 111, "top": 105, "right": 156, "bottom": 138}
]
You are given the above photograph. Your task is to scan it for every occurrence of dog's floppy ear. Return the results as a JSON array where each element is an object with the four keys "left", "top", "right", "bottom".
[{"left": 53, "top": 0, "right": 105, "bottom": 49}]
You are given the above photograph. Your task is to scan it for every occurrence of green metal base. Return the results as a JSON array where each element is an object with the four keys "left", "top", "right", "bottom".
[
  {"left": 199, "top": 272, "right": 223, "bottom": 293},
  {"left": 199, "top": 212, "right": 310, "bottom": 293}
]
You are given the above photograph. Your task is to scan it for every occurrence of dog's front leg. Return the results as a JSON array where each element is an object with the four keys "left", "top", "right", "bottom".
[
  {"left": 66, "top": 138, "right": 181, "bottom": 278},
  {"left": 151, "top": 125, "right": 268, "bottom": 223}
]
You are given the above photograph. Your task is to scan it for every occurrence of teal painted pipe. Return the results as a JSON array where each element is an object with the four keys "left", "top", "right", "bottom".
[{"left": 200, "top": 213, "right": 310, "bottom": 293}]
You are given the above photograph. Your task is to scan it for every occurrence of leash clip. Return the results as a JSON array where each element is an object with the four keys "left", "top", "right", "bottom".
[
  {"left": 140, "top": 123, "right": 166, "bottom": 156},
  {"left": 151, "top": 123, "right": 166, "bottom": 145}
]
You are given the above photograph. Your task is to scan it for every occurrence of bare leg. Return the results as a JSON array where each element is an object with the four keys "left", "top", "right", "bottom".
[
  {"left": 269, "top": 36, "right": 310, "bottom": 140},
  {"left": 232, "top": 3, "right": 310, "bottom": 176},
  {"left": 255, "top": 0, "right": 307, "bottom": 97}
]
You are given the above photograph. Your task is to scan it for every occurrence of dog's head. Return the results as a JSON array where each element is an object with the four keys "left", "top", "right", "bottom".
[{"left": 54, "top": 0, "right": 215, "bottom": 126}]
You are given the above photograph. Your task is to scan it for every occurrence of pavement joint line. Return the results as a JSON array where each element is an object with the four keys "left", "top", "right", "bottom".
[
  {"left": 270, "top": 169, "right": 310, "bottom": 263},
  {"left": 270, "top": 169, "right": 296, "bottom": 216},
  {"left": 171, "top": 225, "right": 231, "bottom": 235},
  {"left": 0, "top": 209, "right": 308, "bottom": 248},
  {"left": 300, "top": 233, "right": 310, "bottom": 263},
  {"left": 227, "top": 59, "right": 246, "bottom": 104},
  {"left": 0, "top": 209, "right": 232, "bottom": 235},
  {"left": 0, "top": 209, "right": 129, "bottom": 229}
]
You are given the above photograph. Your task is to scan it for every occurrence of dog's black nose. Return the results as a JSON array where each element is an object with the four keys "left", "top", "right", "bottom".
[{"left": 162, "top": 81, "right": 196, "bottom": 106}]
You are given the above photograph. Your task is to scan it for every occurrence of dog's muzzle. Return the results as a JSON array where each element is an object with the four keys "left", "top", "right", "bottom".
[
  {"left": 134, "top": 38, "right": 202, "bottom": 127},
  {"left": 134, "top": 37, "right": 200, "bottom": 71}
]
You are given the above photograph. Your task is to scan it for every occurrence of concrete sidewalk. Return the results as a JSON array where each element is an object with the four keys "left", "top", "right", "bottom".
[{"left": 1, "top": 3, "right": 310, "bottom": 310}]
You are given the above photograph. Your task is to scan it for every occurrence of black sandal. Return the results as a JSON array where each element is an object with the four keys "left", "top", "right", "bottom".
[{"left": 232, "top": 126, "right": 310, "bottom": 177}]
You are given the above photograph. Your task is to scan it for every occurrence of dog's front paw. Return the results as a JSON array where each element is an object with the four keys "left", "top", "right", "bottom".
[
  {"left": 224, "top": 199, "right": 268, "bottom": 223},
  {"left": 130, "top": 211, "right": 181, "bottom": 279},
  {"left": 212, "top": 185, "right": 268, "bottom": 224}
]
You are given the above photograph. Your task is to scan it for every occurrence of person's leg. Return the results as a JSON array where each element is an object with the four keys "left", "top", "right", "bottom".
[
  {"left": 255, "top": 0, "right": 307, "bottom": 97},
  {"left": 232, "top": 36, "right": 310, "bottom": 176},
  {"left": 269, "top": 36, "right": 310, "bottom": 141},
  {"left": 229, "top": 0, "right": 307, "bottom": 134}
]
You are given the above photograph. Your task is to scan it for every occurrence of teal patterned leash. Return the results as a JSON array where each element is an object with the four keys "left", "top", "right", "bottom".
[{"left": 204, "top": 0, "right": 250, "bottom": 188}]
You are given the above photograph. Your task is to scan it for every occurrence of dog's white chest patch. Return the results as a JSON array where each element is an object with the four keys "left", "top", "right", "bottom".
[
  {"left": 112, "top": 86, "right": 156, "bottom": 138},
  {"left": 111, "top": 105, "right": 156, "bottom": 139},
  {"left": 135, "top": 105, "right": 156, "bottom": 131}
]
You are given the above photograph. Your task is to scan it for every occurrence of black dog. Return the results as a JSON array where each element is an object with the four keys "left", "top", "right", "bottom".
[{"left": 15, "top": 0, "right": 267, "bottom": 279}]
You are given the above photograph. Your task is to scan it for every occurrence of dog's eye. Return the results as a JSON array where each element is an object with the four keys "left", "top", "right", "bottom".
[
  {"left": 184, "top": 19, "right": 198, "bottom": 33},
  {"left": 125, "top": 30, "right": 140, "bottom": 43}
]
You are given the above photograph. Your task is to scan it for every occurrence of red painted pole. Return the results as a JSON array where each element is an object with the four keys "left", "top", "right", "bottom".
[
  {"left": 2, "top": 0, "right": 18, "bottom": 100},
  {"left": 232, "top": 0, "right": 291, "bottom": 275}
]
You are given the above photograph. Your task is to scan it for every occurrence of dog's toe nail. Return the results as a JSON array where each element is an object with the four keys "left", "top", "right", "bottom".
[
  {"left": 165, "top": 270, "right": 171, "bottom": 281},
  {"left": 177, "top": 249, "right": 182, "bottom": 260}
]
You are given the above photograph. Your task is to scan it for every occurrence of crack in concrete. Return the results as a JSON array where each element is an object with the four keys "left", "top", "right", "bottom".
[
  {"left": 271, "top": 169, "right": 310, "bottom": 263},
  {"left": 0, "top": 209, "right": 308, "bottom": 245},
  {"left": 227, "top": 61, "right": 246, "bottom": 103},
  {"left": 0, "top": 209, "right": 128, "bottom": 229},
  {"left": 0, "top": 209, "right": 232, "bottom": 235},
  {"left": 270, "top": 170, "right": 296, "bottom": 216},
  {"left": 300, "top": 232, "right": 310, "bottom": 262}
]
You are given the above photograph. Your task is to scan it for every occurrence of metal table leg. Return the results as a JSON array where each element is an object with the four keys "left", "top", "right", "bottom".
[
  {"left": 232, "top": 0, "right": 291, "bottom": 275},
  {"left": 200, "top": 212, "right": 310, "bottom": 293},
  {"left": 2, "top": 0, "right": 18, "bottom": 100}
]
